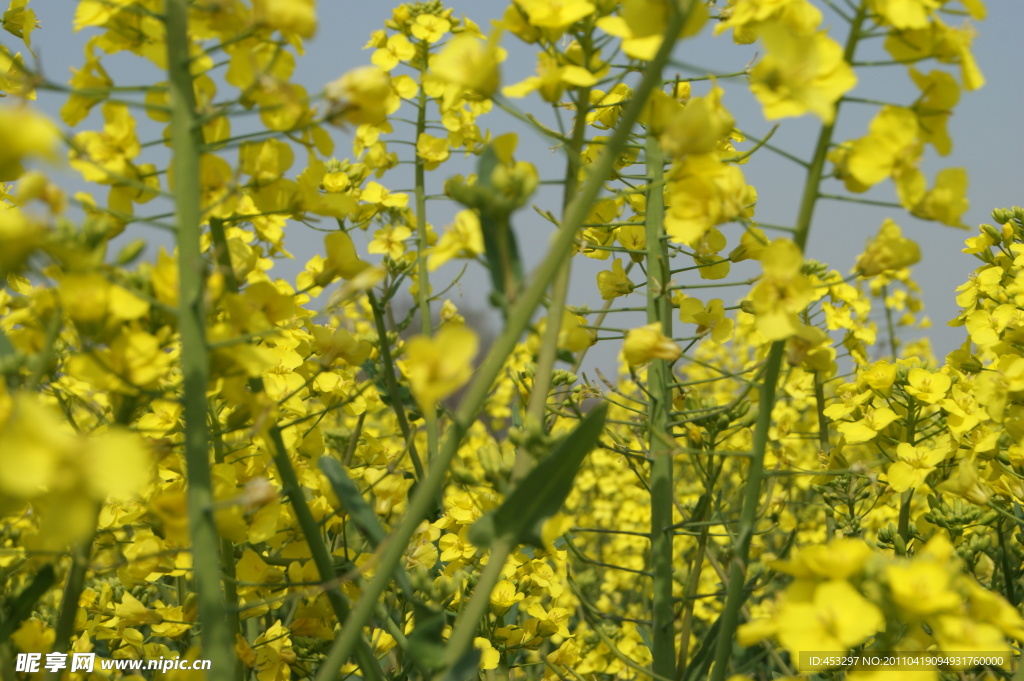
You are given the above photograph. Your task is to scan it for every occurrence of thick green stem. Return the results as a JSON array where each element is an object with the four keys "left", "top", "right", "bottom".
[
  {"left": 710, "top": 7, "right": 868, "bottom": 680},
  {"left": 644, "top": 133, "right": 676, "bottom": 679},
  {"left": 166, "top": 1, "right": 233, "bottom": 674},
  {"left": 312, "top": 7, "right": 695, "bottom": 678}
]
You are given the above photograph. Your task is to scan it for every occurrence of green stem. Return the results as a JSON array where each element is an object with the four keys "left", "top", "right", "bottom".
[
  {"left": 525, "top": 84, "right": 591, "bottom": 437},
  {"left": 367, "top": 289, "right": 425, "bottom": 481},
  {"left": 206, "top": 212, "right": 383, "bottom": 681},
  {"left": 710, "top": 7, "right": 868, "bottom": 680},
  {"left": 166, "top": 1, "right": 233, "bottom": 674},
  {"left": 882, "top": 284, "right": 899, "bottom": 360},
  {"left": 46, "top": 523, "right": 96, "bottom": 681},
  {"left": 644, "top": 133, "right": 676, "bottom": 679},
  {"left": 311, "top": 6, "right": 696, "bottom": 677},
  {"left": 261, "top": 400, "right": 385, "bottom": 681},
  {"left": 414, "top": 41, "right": 439, "bottom": 469},
  {"left": 676, "top": 497, "right": 709, "bottom": 680},
  {"left": 813, "top": 372, "right": 837, "bottom": 538},
  {"left": 208, "top": 401, "right": 244, "bottom": 680}
]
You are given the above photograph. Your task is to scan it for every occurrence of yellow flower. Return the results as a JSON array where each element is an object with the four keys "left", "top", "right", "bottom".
[
  {"left": 428, "top": 209, "right": 484, "bottom": 271},
  {"left": 904, "top": 167, "right": 969, "bottom": 227},
  {"left": 904, "top": 367, "right": 951, "bottom": 404},
  {"left": 886, "top": 441, "right": 948, "bottom": 492},
  {"left": 253, "top": 621, "right": 297, "bottom": 681},
  {"left": 836, "top": 405, "right": 899, "bottom": 444},
  {"left": 253, "top": 0, "right": 316, "bottom": 39},
  {"left": 615, "top": 224, "right": 646, "bottom": 261},
  {"left": 371, "top": 33, "right": 415, "bottom": 71},
  {"left": 747, "top": 239, "right": 817, "bottom": 341},
  {"left": 772, "top": 538, "right": 874, "bottom": 580},
  {"left": 859, "top": 360, "right": 897, "bottom": 395},
  {"left": 660, "top": 85, "right": 735, "bottom": 157},
  {"left": 775, "top": 580, "right": 884, "bottom": 659},
  {"left": 473, "top": 637, "right": 500, "bottom": 670},
  {"left": 319, "top": 230, "right": 370, "bottom": 284},
  {"left": 0, "top": 393, "right": 72, "bottom": 503},
  {"left": 910, "top": 68, "right": 959, "bottom": 155},
  {"left": 0, "top": 107, "right": 56, "bottom": 181},
  {"left": 623, "top": 323, "right": 680, "bottom": 366},
  {"left": 677, "top": 296, "right": 734, "bottom": 343},
  {"left": 868, "top": 0, "right": 939, "bottom": 30},
  {"left": 361, "top": 181, "right": 408, "bottom": 209},
  {"left": 324, "top": 66, "right": 398, "bottom": 127},
  {"left": 715, "top": 0, "right": 823, "bottom": 41},
  {"left": 664, "top": 154, "right": 754, "bottom": 244},
  {"left": 368, "top": 225, "right": 412, "bottom": 261},
  {"left": 597, "top": 0, "right": 708, "bottom": 61},
  {"left": 411, "top": 14, "right": 451, "bottom": 43},
  {"left": 884, "top": 16, "right": 984, "bottom": 90},
  {"left": 749, "top": 24, "right": 856, "bottom": 124},
  {"left": 429, "top": 34, "right": 504, "bottom": 106},
  {"left": 516, "top": 0, "right": 596, "bottom": 37},
  {"left": 2, "top": 0, "right": 38, "bottom": 49},
  {"left": 489, "top": 580, "right": 525, "bottom": 615},
  {"left": 596, "top": 258, "right": 635, "bottom": 300},
  {"left": 886, "top": 560, "right": 961, "bottom": 617},
  {"left": 416, "top": 132, "right": 450, "bottom": 170},
  {"left": 402, "top": 325, "right": 479, "bottom": 411},
  {"left": 547, "top": 638, "right": 581, "bottom": 666},
  {"left": 964, "top": 303, "right": 1014, "bottom": 349},
  {"left": 69, "top": 102, "right": 141, "bottom": 184},
  {"left": 503, "top": 51, "right": 597, "bottom": 103},
  {"left": 855, "top": 219, "right": 921, "bottom": 277},
  {"left": 0, "top": 207, "right": 44, "bottom": 275},
  {"left": 936, "top": 458, "right": 990, "bottom": 505}
]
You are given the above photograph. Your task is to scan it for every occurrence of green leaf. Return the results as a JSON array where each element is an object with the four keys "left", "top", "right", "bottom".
[
  {"left": 470, "top": 403, "right": 608, "bottom": 549},
  {"left": 318, "top": 457, "right": 415, "bottom": 598},
  {"left": 319, "top": 457, "right": 386, "bottom": 548},
  {"left": 437, "top": 647, "right": 481, "bottom": 681}
]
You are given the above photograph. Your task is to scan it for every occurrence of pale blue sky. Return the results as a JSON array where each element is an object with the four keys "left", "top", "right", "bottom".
[{"left": 21, "top": 1, "right": 1024, "bottom": 363}]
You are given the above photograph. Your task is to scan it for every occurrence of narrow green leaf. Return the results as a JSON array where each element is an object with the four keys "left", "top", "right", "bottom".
[
  {"left": 437, "top": 647, "right": 481, "bottom": 681},
  {"left": 319, "top": 457, "right": 387, "bottom": 547},
  {"left": 319, "top": 456, "right": 415, "bottom": 598},
  {"left": 405, "top": 601, "right": 448, "bottom": 671},
  {"left": 0, "top": 564, "right": 55, "bottom": 641},
  {"left": 470, "top": 403, "right": 608, "bottom": 549}
]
